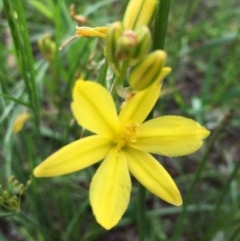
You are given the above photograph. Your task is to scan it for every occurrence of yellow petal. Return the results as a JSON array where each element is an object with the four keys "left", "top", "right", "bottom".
[
  {"left": 125, "top": 147, "right": 182, "bottom": 206},
  {"left": 119, "top": 82, "right": 161, "bottom": 125},
  {"left": 33, "top": 135, "right": 111, "bottom": 177},
  {"left": 123, "top": 0, "right": 157, "bottom": 29},
  {"left": 158, "top": 67, "right": 172, "bottom": 81},
  {"left": 90, "top": 148, "right": 131, "bottom": 229},
  {"left": 130, "top": 116, "right": 210, "bottom": 156},
  {"left": 71, "top": 80, "right": 120, "bottom": 137}
]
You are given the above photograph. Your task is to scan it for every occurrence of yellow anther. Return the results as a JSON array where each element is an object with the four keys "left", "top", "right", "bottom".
[{"left": 115, "top": 123, "right": 139, "bottom": 151}]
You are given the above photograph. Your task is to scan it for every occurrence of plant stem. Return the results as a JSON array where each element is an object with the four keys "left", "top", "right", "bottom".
[
  {"left": 3, "top": 0, "right": 40, "bottom": 127},
  {"left": 153, "top": 0, "right": 172, "bottom": 50},
  {"left": 138, "top": 183, "right": 147, "bottom": 241},
  {"left": 110, "top": 61, "right": 128, "bottom": 99}
]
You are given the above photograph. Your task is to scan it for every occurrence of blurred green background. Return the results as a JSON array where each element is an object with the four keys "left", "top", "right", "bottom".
[{"left": 0, "top": 0, "right": 240, "bottom": 240}]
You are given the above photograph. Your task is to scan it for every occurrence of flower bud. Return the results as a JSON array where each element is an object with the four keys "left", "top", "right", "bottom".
[
  {"left": 123, "top": 0, "right": 157, "bottom": 29},
  {"left": 105, "top": 23, "right": 152, "bottom": 73},
  {"left": 70, "top": 4, "right": 87, "bottom": 24},
  {"left": 12, "top": 112, "right": 31, "bottom": 134},
  {"left": 132, "top": 26, "right": 152, "bottom": 61},
  {"left": 128, "top": 50, "right": 167, "bottom": 90},
  {"left": 105, "top": 21, "right": 123, "bottom": 73},
  {"left": 116, "top": 30, "right": 138, "bottom": 60},
  {"left": 38, "top": 35, "right": 56, "bottom": 62},
  {"left": 116, "top": 26, "right": 151, "bottom": 64}
]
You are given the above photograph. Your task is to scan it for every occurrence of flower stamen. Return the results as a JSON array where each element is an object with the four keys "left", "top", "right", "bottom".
[{"left": 115, "top": 123, "right": 139, "bottom": 150}]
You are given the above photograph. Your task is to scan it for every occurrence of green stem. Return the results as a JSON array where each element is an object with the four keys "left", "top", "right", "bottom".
[
  {"left": 0, "top": 93, "right": 30, "bottom": 108},
  {"left": 110, "top": 61, "right": 128, "bottom": 99},
  {"left": 137, "top": 184, "right": 147, "bottom": 241},
  {"left": 98, "top": 59, "right": 109, "bottom": 87},
  {"left": 153, "top": 0, "right": 172, "bottom": 50},
  {"left": 3, "top": 0, "right": 40, "bottom": 127}
]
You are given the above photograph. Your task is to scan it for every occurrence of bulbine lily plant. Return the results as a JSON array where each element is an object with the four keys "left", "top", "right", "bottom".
[{"left": 33, "top": 0, "right": 210, "bottom": 230}]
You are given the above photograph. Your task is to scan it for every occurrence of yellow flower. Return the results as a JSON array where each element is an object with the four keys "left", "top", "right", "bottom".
[
  {"left": 13, "top": 112, "right": 31, "bottom": 134},
  {"left": 33, "top": 80, "right": 209, "bottom": 229}
]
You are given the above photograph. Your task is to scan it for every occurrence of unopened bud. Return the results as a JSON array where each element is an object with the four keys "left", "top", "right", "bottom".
[
  {"left": 128, "top": 50, "right": 167, "bottom": 90},
  {"left": 3, "top": 190, "right": 9, "bottom": 198},
  {"left": 38, "top": 35, "right": 57, "bottom": 62},
  {"left": 116, "top": 26, "right": 151, "bottom": 64},
  {"left": 116, "top": 30, "right": 138, "bottom": 60},
  {"left": 132, "top": 26, "right": 152, "bottom": 61},
  {"left": 12, "top": 112, "right": 31, "bottom": 134},
  {"left": 123, "top": 0, "right": 157, "bottom": 29},
  {"left": 70, "top": 4, "right": 87, "bottom": 24},
  {"left": 105, "top": 21, "right": 123, "bottom": 73},
  {"left": 106, "top": 23, "right": 152, "bottom": 72},
  {"left": 8, "top": 175, "right": 15, "bottom": 182}
]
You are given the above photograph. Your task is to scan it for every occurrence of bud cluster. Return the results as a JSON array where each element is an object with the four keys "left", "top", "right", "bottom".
[
  {"left": 0, "top": 175, "right": 31, "bottom": 213},
  {"left": 104, "top": 0, "right": 171, "bottom": 91},
  {"left": 70, "top": 0, "right": 169, "bottom": 92},
  {"left": 105, "top": 22, "right": 151, "bottom": 73}
]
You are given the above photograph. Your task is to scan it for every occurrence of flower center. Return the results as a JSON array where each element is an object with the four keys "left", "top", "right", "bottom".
[{"left": 115, "top": 123, "right": 139, "bottom": 150}]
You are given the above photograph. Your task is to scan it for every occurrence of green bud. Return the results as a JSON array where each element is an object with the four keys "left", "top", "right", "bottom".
[
  {"left": 116, "top": 30, "right": 137, "bottom": 60},
  {"left": 38, "top": 35, "right": 57, "bottom": 62},
  {"left": 132, "top": 26, "right": 152, "bottom": 62},
  {"left": 18, "top": 184, "right": 25, "bottom": 195},
  {"left": 128, "top": 50, "right": 167, "bottom": 90},
  {"left": 9, "top": 196, "right": 18, "bottom": 210},
  {"left": 106, "top": 22, "right": 152, "bottom": 74},
  {"left": 13, "top": 179, "right": 20, "bottom": 187},
  {"left": 3, "top": 190, "right": 9, "bottom": 199},
  {"left": 26, "top": 180, "right": 32, "bottom": 188},
  {"left": 105, "top": 21, "right": 123, "bottom": 74},
  {"left": 8, "top": 175, "right": 14, "bottom": 182},
  {"left": 116, "top": 26, "right": 151, "bottom": 65}
]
